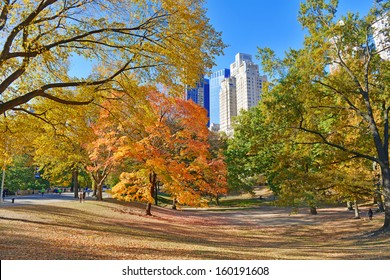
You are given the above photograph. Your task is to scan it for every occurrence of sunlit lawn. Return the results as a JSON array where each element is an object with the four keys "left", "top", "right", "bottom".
[{"left": 0, "top": 198, "right": 389, "bottom": 259}]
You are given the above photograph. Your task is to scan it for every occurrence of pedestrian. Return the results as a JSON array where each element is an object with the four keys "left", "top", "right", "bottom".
[
  {"left": 368, "top": 208, "right": 373, "bottom": 220},
  {"left": 79, "top": 189, "right": 84, "bottom": 203},
  {"left": 41, "top": 188, "right": 45, "bottom": 197}
]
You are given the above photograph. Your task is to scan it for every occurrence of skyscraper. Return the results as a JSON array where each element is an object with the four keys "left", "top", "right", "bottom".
[
  {"left": 185, "top": 77, "right": 210, "bottom": 126},
  {"left": 329, "top": 12, "right": 389, "bottom": 75},
  {"left": 210, "top": 68, "right": 230, "bottom": 125},
  {"left": 373, "top": 12, "right": 390, "bottom": 61},
  {"left": 219, "top": 77, "right": 237, "bottom": 135},
  {"left": 219, "top": 53, "right": 266, "bottom": 134},
  {"left": 230, "top": 53, "right": 267, "bottom": 113}
]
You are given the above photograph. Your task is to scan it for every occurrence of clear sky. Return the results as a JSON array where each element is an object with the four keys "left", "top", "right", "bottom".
[
  {"left": 206, "top": 0, "right": 375, "bottom": 74},
  {"left": 70, "top": 1, "right": 375, "bottom": 78}
]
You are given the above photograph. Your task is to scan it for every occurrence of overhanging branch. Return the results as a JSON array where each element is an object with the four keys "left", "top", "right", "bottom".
[{"left": 294, "top": 118, "right": 379, "bottom": 163}]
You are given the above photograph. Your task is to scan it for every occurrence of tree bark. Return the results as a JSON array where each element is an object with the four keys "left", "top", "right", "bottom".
[
  {"left": 146, "top": 202, "right": 152, "bottom": 216},
  {"left": 381, "top": 166, "right": 390, "bottom": 230},
  {"left": 375, "top": 186, "right": 385, "bottom": 212},
  {"left": 96, "top": 182, "right": 103, "bottom": 201},
  {"left": 172, "top": 198, "right": 177, "bottom": 210},
  {"left": 72, "top": 169, "right": 79, "bottom": 198},
  {"left": 154, "top": 183, "right": 158, "bottom": 206},
  {"left": 91, "top": 180, "right": 97, "bottom": 197},
  {"left": 310, "top": 206, "right": 318, "bottom": 215},
  {"left": 354, "top": 200, "right": 360, "bottom": 219},
  {"left": 146, "top": 172, "right": 156, "bottom": 216}
]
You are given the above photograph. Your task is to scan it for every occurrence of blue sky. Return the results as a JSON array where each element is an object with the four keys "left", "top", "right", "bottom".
[
  {"left": 206, "top": 0, "right": 374, "bottom": 74},
  {"left": 70, "top": 1, "right": 375, "bottom": 78}
]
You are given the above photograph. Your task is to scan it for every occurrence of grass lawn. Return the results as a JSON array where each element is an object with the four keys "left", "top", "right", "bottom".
[{"left": 0, "top": 198, "right": 389, "bottom": 259}]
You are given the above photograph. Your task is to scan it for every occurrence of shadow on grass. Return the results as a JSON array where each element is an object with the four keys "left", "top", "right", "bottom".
[{"left": 1, "top": 199, "right": 389, "bottom": 260}]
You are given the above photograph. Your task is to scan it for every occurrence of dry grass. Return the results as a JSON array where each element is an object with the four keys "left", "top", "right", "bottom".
[{"left": 0, "top": 198, "right": 389, "bottom": 260}]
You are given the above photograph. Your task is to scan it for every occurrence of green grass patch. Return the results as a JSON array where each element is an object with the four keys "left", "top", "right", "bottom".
[
  {"left": 217, "top": 197, "right": 272, "bottom": 208},
  {"left": 156, "top": 193, "right": 173, "bottom": 206}
]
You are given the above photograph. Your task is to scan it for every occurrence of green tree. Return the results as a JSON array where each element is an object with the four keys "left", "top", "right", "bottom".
[
  {"left": 257, "top": 0, "right": 390, "bottom": 231},
  {"left": 5, "top": 154, "right": 49, "bottom": 192},
  {"left": 226, "top": 107, "right": 274, "bottom": 194},
  {"left": 0, "top": 109, "right": 39, "bottom": 200}
]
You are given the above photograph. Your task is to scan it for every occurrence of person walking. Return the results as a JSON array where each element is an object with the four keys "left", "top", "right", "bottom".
[
  {"left": 79, "top": 189, "right": 84, "bottom": 203},
  {"left": 368, "top": 208, "right": 373, "bottom": 220}
]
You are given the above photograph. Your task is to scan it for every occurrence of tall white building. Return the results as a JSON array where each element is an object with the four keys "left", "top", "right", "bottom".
[
  {"left": 329, "top": 13, "right": 389, "bottom": 75},
  {"left": 209, "top": 69, "right": 230, "bottom": 126},
  {"left": 373, "top": 12, "right": 390, "bottom": 61},
  {"left": 219, "top": 77, "right": 237, "bottom": 135},
  {"left": 230, "top": 53, "right": 267, "bottom": 113},
  {"left": 219, "top": 53, "right": 266, "bottom": 134}
]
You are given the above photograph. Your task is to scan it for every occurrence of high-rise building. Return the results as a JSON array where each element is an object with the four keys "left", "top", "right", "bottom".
[
  {"left": 219, "top": 77, "right": 237, "bottom": 135},
  {"left": 329, "top": 13, "right": 389, "bottom": 75},
  {"left": 230, "top": 53, "right": 267, "bottom": 113},
  {"left": 373, "top": 12, "right": 390, "bottom": 61},
  {"left": 185, "top": 77, "right": 210, "bottom": 126},
  {"left": 219, "top": 53, "right": 266, "bottom": 134},
  {"left": 210, "top": 68, "right": 230, "bottom": 125}
]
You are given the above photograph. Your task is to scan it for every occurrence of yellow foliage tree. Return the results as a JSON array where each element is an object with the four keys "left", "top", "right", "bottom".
[{"left": 0, "top": 0, "right": 225, "bottom": 114}]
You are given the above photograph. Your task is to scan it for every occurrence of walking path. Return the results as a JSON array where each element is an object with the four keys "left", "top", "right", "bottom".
[
  {"left": 0, "top": 192, "right": 110, "bottom": 206},
  {"left": 1, "top": 192, "right": 382, "bottom": 228}
]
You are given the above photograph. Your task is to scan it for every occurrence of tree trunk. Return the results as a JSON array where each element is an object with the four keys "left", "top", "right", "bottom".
[
  {"left": 381, "top": 166, "right": 390, "bottom": 231},
  {"left": 96, "top": 183, "right": 103, "bottom": 201},
  {"left": 145, "top": 187, "right": 154, "bottom": 215},
  {"left": 172, "top": 198, "right": 177, "bottom": 210},
  {"left": 146, "top": 172, "right": 156, "bottom": 216},
  {"left": 374, "top": 178, "right": 385, "bottom": 212},
  {"left": 73, "top": 169, "right": 79, "bottom": 198},
  {"left": 354, "top": 200, "right": 360, "bottom": 219},
  {"left": 310, "top": 206, "right": 318, "bottom": 215},
  {"left": 1, "top": 166, "right": 5, "bottom": 203},
  {"left": 91, "top": 179, "right": 97, "bottom": 197},
  {"left": 154, "top": 182, "right": 158, "bottom": 206}
]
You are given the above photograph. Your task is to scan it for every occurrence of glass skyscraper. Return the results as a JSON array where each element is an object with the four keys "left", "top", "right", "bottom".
[
  {"left": 185, "top": 77, "right": 210, "bottom": 126},
  {"left": 209, "top": 69, "right": 230, "bottom": 125}
]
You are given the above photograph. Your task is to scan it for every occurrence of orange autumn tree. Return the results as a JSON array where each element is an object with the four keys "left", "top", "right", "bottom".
[
  {"left": 85, "top": 82, "right": 151, "bottom": 200},
  {"left": 86, "top": 113, "right": 123, "bottom": 200},
  {"left": 112, "top": 90, "right": 227, "bottom": 215}
]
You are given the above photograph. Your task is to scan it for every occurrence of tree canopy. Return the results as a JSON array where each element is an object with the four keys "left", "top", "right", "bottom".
[
  {"left": 0, "top": 0, "right": 224, "bottom": 115},
  {"left": 252, "top": 0, "right": 390, "bottom": 230},
  {"left": 112, "top": 89, "right": 228, "bottom": 215}
]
